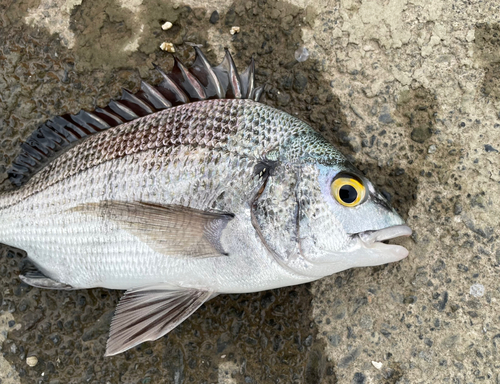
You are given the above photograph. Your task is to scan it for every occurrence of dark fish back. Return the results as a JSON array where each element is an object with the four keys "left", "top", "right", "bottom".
[{"left": 8, "top": 48, "right": 263, "bottom": 187}]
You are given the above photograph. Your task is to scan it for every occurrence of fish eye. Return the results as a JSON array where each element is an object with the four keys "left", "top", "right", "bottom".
[{"left": 331, "top": 175, "right": 366, "bottom": 207}]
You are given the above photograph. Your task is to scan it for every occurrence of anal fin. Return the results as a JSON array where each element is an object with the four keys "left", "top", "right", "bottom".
[
  {"left": 20, "top": 261, "right": 74, "bottom": 290},
  {"left": 105, "top": 286, "right": 213, "bottom": 356}
]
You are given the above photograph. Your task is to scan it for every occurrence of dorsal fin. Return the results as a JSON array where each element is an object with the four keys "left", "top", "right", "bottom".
[{"left": 7, "top": 48, "right": 263, "bottom": 187}]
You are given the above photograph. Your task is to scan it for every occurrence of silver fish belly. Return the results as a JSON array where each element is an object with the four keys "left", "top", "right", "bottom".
[{"left": 0, "top": 49, "right": 411, "bottom": 356}]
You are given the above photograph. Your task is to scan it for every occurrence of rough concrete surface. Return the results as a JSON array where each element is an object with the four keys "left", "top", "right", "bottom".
[{"left": 0, "top": 0, "right": 499, "bottom": 383}]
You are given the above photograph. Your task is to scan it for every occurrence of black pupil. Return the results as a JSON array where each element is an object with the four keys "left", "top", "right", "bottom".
[{"left": 339, "top": 185, "right": 357, "bottom": 204}]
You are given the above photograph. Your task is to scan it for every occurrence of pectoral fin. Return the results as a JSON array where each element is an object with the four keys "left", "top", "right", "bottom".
[
  {"left": 105, "top": 286, "right": 213, "bottom": 356},
  {"left": 71, "top": 201, "right": 234, "bottom": 258}
]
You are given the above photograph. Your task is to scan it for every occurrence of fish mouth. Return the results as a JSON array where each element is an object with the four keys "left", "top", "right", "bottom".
[{"left": 353, "top": 225, "right": 413, "bottom": 261}]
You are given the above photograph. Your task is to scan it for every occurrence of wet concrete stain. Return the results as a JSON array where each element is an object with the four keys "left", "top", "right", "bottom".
[
  {"left": 0, "top": 0, "right": 347, "bottom": 383},
  {"left": 474, "top": 23, "right": 500, "bottom": 99},
  {"left": 396, "top": 87, "right": 437, "bottom": 145}
]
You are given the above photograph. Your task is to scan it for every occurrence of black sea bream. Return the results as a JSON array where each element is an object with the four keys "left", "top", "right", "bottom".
[{"left": 0, "top": 48, "right": 411, "bottom": 355}]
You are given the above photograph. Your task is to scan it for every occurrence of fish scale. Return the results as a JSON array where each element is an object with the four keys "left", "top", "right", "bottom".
[{"left": 0, "top": 49, "right": 411, "bottom": 356}]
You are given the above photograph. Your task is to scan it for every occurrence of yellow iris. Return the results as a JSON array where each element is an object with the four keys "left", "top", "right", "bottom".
[{"left": 331, "top": 176, "right": 366, "bottom": 207}]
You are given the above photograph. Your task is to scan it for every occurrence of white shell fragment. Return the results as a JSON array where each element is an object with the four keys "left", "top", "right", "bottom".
[
  {"left": 230, "top": 26, "right": 240, "bottom": 35},
  {"left": 372, "top": 361, "right": 383, "bottom": 370},
  {"left": 470, "top": 284, "right": 485, "bottom": 298},
  {"left": 26, "top": 356, "right": 38, "bottom": 367},
  {"left": 160, "top": 42, "right": 175, "bottom": 52},
  {"left": 295, "top": 46, "right": 309, "bottom": 62},
  {"left": 161, "top": 21, "right": 173, "bottom": 31}
]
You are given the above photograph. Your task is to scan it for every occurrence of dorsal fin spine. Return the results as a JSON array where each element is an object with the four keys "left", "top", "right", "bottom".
[
  {"left": 240, "top": 57, "right": 255, "bottom": 99},
  {"left": 190, "top": 47, "right": 224, "bottom": 99},
  {"left": 170, "top": 57, "right": 207, "bottom": 101},
  {"left": 224, "top": 49, "right": 243, "bottom": 99},
  {"left": 94, "top": 108, "right": 125, "bottom": 126},
  {"left": 139, "top": 81, "right": 172, "bottom": 109},
  {"left": 154, "top": 64, "right": 190, "bottom": 105},
  {"left": 120, "top": 89, "right": 155, "bottom": 116}
]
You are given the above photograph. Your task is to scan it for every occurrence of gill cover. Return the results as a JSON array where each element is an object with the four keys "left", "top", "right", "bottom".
[{"left": 251, "top": 161, "right": 301, "bottom": 267}]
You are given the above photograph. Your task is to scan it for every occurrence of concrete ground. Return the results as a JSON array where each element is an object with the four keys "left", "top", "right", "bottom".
[{"left": 0, "top": 0, "right": 499, "bottom": 383}]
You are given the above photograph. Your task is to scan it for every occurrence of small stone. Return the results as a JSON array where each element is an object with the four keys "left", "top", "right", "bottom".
[
  {"left": 427, "top": 144, "right": 437, "bottom": 153},
  {"left": 276, "top": 92, "right": 290, "bottom": 106},
  {"left": 161, "top": 21, "right": 173, "bottom": 30},
  {"left": 394, "top": 168, "right": 405, "bottom": 176},
  {"left": 470, "top": 284, "right": 485, "bottom": 298},
  {"left": 160, "top": 42, "right": 175, "bottom": 52},
  {"left": 26, "top": 356, "right": 38, "bottom": 367},
  {"left": 453, "top": 203, "right": 462, "bottom": 215},
  {"left": 293, "top": 73, "right": 308, "bottom": 93},
  {"left": 442, "top": 335, "right": 460, "bottom": 348},
  {"left": 484, "top": 144, "right": 498, "bottom": 152},
  {"left": 372, "top": 361, "right": 383, "bottom": 370},
  {"left": 378, "top": 113, "right": 394, "bottom": 124},
  {"left": 209, "top": 10, "right": 219, "bottom": 24},
  {"left": 411, "top": 126, "right": 432, "bottom": 143},
  {"left": 294, "top": 46, "right": 309, "bottom": 62},
  {"left": 304, "top": 335, "right": 313, "bottom": 347},
  {"left": 224, "top": 8, "right": 236, "bottom": 25},
  {"left": 328, "top": 334, "right": 341, "bottom": 347},
  {"left": 353, "top": 372, "right": 366, "bottom": 384},
  {"left": 465, "top": 29, "right": 475, "bottom": 42},
  {"left": 230, "top": 26, "right": 240, "bottom": 35}
]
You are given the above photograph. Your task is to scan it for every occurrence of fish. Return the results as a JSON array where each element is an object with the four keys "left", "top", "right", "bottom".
[{"left": 0, "top": 48, "right": 412, "bottom": 356}]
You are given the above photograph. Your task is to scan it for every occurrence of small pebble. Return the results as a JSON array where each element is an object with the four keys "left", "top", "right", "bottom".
[
  {"left": 484, "top": 144, "right": 498, "bottom": 153},
  {"left": 294, "top": 46, "right": 309, "bottom": 62},
  {"left": 160, "top": 42, "right": 175, "bottom": 52},
  {"left": 161, "top": 21, "right": 173, "bottom": 31},
  {"left": 26, "top": 356, "right": 38, "bottom": 367},
  {"left": 230, "top": 26, "right": 240, "bottom": 35},
  {"left": 209, "top": 10, "right": 219, "bottom": 24},
  {"left": 428, "top": 144, "right": 437, "bottom": 154},
  {"left": 470, "top": 284, "right": 485, "bottom": 298},
  {"left": 372, "top": 361, "right": 383, "bottom": 370}
]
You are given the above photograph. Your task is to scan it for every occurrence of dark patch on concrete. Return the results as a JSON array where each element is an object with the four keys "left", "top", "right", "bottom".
[
  {"left": 474, "top": 23, "right": 500, "bottom": 98},
  {"left": 395, "top": 87, "right": 437, "bottom": 144},
  {"left": 70, "top": 0, "right": 209, "bottom": 72},
  {"left": 304, "top": 343, "right": 338, "bottom": 384}
]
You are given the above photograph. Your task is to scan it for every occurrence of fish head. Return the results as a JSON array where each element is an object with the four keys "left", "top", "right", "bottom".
[
  {"left": 256, "top": 128, "right": 412, "bottom": 278},
  {"left": 296, "top": 162, "right": 412, "bottom": 270},
  {"left": 290, "top": 131, "right": 412, "bottom": 277}
]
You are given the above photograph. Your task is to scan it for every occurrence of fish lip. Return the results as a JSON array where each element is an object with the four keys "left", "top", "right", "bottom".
[
  {"left": 350, "top": 224, "right": 412, "bottom": 262},
  {"left": 353, "top": 225, "right": 413, "bottom": 246}
]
